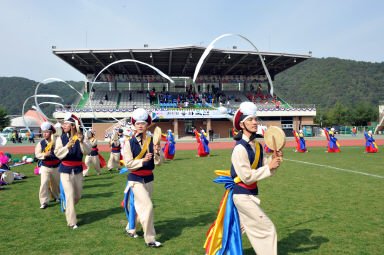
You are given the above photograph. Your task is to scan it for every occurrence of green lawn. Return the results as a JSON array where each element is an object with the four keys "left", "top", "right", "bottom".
[{"left": 1, "top": 147, "right": 383, "bottom": 254}]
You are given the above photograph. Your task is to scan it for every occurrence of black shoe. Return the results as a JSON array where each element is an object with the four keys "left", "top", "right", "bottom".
[
  {"left": 40, "top": 204, "right": 48, "bottom": 209},
  {"left": 124, "top": 230, "right": 138, "bottom": 238},
  {"left": 146, "top": 241, "right": 162, "bottom": 248}
]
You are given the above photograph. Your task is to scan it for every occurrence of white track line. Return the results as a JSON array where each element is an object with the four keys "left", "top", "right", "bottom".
[{"left": 284, "top": 158, "right": 384, "bottom": 179}]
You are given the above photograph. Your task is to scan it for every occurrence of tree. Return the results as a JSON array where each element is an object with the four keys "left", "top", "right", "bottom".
[
  {"left": 350, "top": 102, "right": 378, "bottom": 126},
  {"left": 0, "top": 107, "right": 10, "bottom": 130},
  {"left": 327, "top": 102, "right": 348, "bottom": 126}
]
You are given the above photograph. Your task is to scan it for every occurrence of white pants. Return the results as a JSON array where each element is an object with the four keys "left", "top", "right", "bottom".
[
  {"left": 39, "top": 166, "right": 60, "bottom": 205},
  {"left": 125, "top": 181, "right": 156, "bottom": 244},
  {"left": 233, "top": 194, "right": 277, "bottom": 255},
  {"left": 84, "top": 155, "right": 101, "bottom": 176},
  {"left": 60, "top": 172, "right": 83, "bottom": 226},
  {"left": 107, "top": 152, "right": 120, "bottom": 170}
]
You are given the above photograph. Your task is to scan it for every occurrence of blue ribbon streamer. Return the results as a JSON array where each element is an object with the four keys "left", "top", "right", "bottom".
[
  {"left": 60, "top": 179, "right": 66, "bottom": 213},
  {"left": 213, "top": 175, "right": 243, "bottom": 255}
]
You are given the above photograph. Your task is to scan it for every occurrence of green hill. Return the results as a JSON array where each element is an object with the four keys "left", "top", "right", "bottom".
[
  {"left": 274, "top": 57, "right": 384, "bottom": 109},
  {"left": 0, "top": 77, "right": 83, "bottom": 116}
]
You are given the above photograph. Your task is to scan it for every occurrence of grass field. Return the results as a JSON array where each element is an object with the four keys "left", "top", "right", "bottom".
[{"left": 1, "top": 146, "right": 383, "bottom": 255}]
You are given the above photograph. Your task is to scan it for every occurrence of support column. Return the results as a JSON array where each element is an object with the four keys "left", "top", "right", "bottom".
[
  {"left": 184, "top": 79, "right": 187, "bottom": 92},
  {"left": 173, "top": 118, "right": 179, "bottom": 140},
  {"left": 207, "top": 118, "right": 212, "bottom": 139},
  {"left": 85, "top": 80, "right": 89, "bottom": 93}
]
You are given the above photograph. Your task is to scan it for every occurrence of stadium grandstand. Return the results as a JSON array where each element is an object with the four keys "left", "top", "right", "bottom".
[{"left": 52, "top": 45, "right": 316, "bottom": 139}]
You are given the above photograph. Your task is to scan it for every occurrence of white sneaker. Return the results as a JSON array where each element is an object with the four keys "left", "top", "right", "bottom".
[
  {"left": 125, "top": 231, "right": 139, "bottom": 238},
  {"left": 147, "top": 240, "right": 162, "bottom": 248},
  {"left": 40, "top": 204, "right": 48, "bottom": 209},
  {"left": 69, "top": 225, "right": 78, "bottom": 229}
]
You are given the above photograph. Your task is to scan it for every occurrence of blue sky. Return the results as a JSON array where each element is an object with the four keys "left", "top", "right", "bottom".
[{"left": 1, "top": 0, "right": 383, "bottom": 81}]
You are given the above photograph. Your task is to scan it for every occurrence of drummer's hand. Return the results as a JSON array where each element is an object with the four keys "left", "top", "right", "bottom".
[
  {"left": 268, "top": 157, "right": 280, "bottom": 170},
  {"left": 77, "top": 132, "right": 84, "bottom": 142},
  {"left": 44, "top": 151, "right": 51, "bottom": 158},
  {"left": 154, "top": 144, "right": 161, "bottom": 155},
  {"left": 143, "top": 153, "right": 153, "bottom": 162},
  {"left": 67, "top": 139, "right": 75, "bottom": 149},
  {"left": 276, "top": 150, "right": 283, "bottom": 157}
]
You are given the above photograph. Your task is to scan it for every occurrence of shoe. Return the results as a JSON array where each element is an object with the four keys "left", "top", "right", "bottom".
[
  {"left": 69, "top": 225, "right": 78, "bottom": 229},
  {"left": 97, "top": 173, "right": 102, "bottom": 175},
  {"left": 108, "top": 169, "right": 113, "bottom": 173},
  {"left": 40, "top": 204, "right": 48, "bottom": 209},
  {"left": 55, "top": 198, "right": 60, "bottom": 202},
  {"left": 124, "top": 231, "right": 139, "bottom": 238},
  {"left": 146, "top": 241, "right": 162, "bottom": 248}
]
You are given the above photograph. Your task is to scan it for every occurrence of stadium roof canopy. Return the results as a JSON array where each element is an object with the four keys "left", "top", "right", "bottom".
[{"left": 53, "top": 45, "right": 311, "bottom": 79}]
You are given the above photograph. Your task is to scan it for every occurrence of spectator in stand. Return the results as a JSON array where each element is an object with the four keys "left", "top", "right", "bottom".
[
  {"left": 207, "top": 84, "right": 210, "bottom": 93},
  {"left": 129, "top": 92, "right": 132, "bottom": 101},
  {"left": 257, "top": 84, "right": 262, "bottom": 92},
  {"left": 149, "top": 90, "right": 155, "bottom": 105},
  {"left": 250, "top": 84, "right": 254, "bottom": 92},
  {"left": 104, "top": 94, "right": 108, "bottom": 101},
  {"left": 162, "top": 85, "right": 166, "bottom": 92},
  {"left": 275, "top": 100, "right": 281, "bottom": 109}
]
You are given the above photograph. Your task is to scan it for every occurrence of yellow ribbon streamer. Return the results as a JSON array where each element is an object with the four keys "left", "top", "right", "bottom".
[
  {"left": 43, "top": 142, "right": 53, "bottom": 153},
  {"left": 120, "top": 135, "right": 152, "bottom": 165},
  {"left": 134, "top": 135, "right": 151, "bottom": 160}
]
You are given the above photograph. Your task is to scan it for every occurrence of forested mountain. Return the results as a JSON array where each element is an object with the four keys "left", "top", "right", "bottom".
[
  {"left": 0, "top": 77, "right": 83, "bottom": 116},
  {"left": 274, "top": 57, "right": 384, "bottom": 109}
]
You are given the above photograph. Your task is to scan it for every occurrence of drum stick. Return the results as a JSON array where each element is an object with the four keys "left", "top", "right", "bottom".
[
  {"left": 272, "top": 135, "right": 283, "bottom": 162},
  {"left": 272, "top": 135, "right": 277, "bottom": 158}
]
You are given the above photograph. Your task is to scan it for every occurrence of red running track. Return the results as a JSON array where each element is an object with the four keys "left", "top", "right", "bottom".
[{"left": 2, "top": 139, "right": 383, "bottom": 154}]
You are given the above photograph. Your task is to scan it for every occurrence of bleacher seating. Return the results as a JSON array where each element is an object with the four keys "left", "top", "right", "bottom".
[
  {"left": 119, "top": 91, "right": 150, "bottom": 109},
  {"left": 77, "top": 88, "right": 292, "bottom": 112},
  {"left": 84, "top": 91, "right": 119, "bottom": 109},
  {"left": 223, "top": 91, "right": 249, "bottom": 107},
  {"left": 81, "top": 90, "right": 151, "bottom": 110}
]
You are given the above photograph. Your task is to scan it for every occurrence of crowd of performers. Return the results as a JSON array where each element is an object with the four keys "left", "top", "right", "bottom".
[
  {"left": 28, "top": 109, "right": 175, "bottom": 247},
  {"left": 0, "top": 101, "right": 379, "bottom": 253}
]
